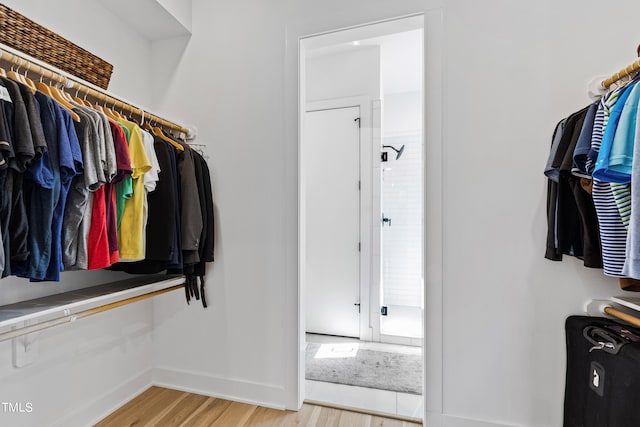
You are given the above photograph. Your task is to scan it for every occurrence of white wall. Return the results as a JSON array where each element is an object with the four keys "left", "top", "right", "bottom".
[
  {"left": 150, "top": 1, "right": 640, "bottom": 427},
  {"left": 149, "top": 0, "right": 434, "bottom": 411},
  {"left": 440, "top": 1, "right": 640, "bottom": 426},
  {"left": 306, "top": 47, "right": 380, "bottom": 102},
  {"left": 383, "top": 91, "right": 422, "bottom": 137},
  {"left": 0, "top": 302, "right": 154, "bottom": 427},
  {"left": 0, "top": 1, "right": 157, "bottom": 426},
  {"left": 1, "top": 0, "right": 153, "bottom": 106}
]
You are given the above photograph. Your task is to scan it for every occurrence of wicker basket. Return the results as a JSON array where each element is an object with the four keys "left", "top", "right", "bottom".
[{"left": 0, "top": 4, "right": 113, "bottom": 89}]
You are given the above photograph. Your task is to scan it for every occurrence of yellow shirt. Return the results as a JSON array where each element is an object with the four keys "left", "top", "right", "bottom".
[{"left": 117, "top": 119, "right": 151, "bottom": 260}]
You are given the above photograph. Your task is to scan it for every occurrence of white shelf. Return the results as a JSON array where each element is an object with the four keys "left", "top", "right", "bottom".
[
  {"left": 0, "top": 274, "right": 185, "bottom": 332},
  {"left": 611, "top": 296, "right": 640, "bottom": 313}
]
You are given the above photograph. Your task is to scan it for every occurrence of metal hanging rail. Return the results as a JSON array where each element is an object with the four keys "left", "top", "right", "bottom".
[{"left": 0, "top": 44, "right": 189, "bottom": 135}]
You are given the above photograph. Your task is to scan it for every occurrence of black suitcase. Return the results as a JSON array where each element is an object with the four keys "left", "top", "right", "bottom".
[{"left": 564, "top": 315, "right": 640, "bottom": 426}]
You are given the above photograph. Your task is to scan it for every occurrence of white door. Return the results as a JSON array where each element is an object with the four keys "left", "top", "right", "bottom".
[{"left": 304, "top": 106, "right": 361, "bottom": 338}]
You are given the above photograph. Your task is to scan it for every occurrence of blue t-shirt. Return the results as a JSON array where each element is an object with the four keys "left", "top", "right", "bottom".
[
  {"left": 572, "top": 101, "right": 598, "bottom": 178},
  {"left": 607, "top": 81, "right": 640, "bottom": 179},
  {"left": 593, "top": 81, "right": 637, "bottom": 183},
  {"left": 44, "top": 102, "right": 82, "bottom": 281},
  {"left": 12, "top": 94, "right": 55, "bottom": 279},
  {"left": 26, "top": 97, "right": 54, "bottom": 189},
  {"left": 30, "top": 92, "right": 60, "bottom": 281}
]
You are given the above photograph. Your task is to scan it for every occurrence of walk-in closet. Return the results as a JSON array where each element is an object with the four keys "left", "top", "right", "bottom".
[{"left": 3, "top": 1, "right": 640, "bottom": 427}]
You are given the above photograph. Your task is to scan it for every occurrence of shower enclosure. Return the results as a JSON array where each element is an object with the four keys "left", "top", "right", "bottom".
[{"left": 379, "top": 109, "right": 423, "bottom": 344}]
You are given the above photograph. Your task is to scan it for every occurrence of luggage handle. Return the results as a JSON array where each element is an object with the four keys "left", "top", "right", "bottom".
[{"left": 583, "top": 326, "right": 626, "bottom": 355}]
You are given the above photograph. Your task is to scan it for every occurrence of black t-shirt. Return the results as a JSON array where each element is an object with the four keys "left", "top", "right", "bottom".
[{"left": 0, "top": 77, "right": 34, "bottom": 172}]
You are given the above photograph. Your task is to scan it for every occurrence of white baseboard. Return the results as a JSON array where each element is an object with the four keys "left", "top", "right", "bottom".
[
  {"left": 426, "top": 412, "right": 516, "bottom": 427},
  {"left": 50, "top": 368, "right": 153, "bottom": 427},
  {"left": 45, "top": 367, "right": 515, "bottom": 427},
  {"left": 153, "top": 366, "right": 287, "bottom": 411}
]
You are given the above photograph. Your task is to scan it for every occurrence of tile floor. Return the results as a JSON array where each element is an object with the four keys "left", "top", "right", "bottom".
[
  {"left": 380, "top": 305, "right": 423, "bottom": 339},
  {"left": 305, "top": 333, "right": 424, "bottom": 419}
]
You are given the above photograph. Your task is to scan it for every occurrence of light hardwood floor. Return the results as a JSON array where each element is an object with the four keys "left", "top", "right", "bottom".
[{"left": 95, "top": 386, "right": 422, "bottom": 426}]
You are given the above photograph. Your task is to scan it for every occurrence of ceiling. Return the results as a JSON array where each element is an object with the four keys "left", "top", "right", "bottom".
[{"left": 304, "top": 17, "right": 423, "bottom": 95}]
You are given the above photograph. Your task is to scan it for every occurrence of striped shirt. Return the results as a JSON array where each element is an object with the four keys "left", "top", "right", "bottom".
[
  {"left": 595, "top": 83, "right": 640, "bottom": 233},
  {"left": 590, "top": 87, "right": 628, "bottom": 276}
]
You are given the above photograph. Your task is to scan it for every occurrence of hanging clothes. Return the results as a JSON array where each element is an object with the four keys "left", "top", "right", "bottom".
[
  {"left": 545, "top": 76, "right": 640, "bottom": 290},
  {"left": 42, "top": 96, "right": 83, "bottom": 282},
  {"left": 545, "top": 105, "right": 601, "bottom": 266},
  {"left": 106, "top": 120, "right": 132, "bottom": 264},
  {"left": 624, "top": 85, "right": 640, "bottom": 278},
  {"left": 1, "top": 77, "right": 37, "bottom": 277},
  {"left": 176, "top": 144, "right": 203, "bottom": 267},
  {"left": 0, "top": 74, "right": 214, "bottom": 307},
  {"left": 186, "top": 150, "right": 214, "bottom": 307},
  {"left": 62, "top": 104, "right": 99, "bottom": 270},
  {"left": 116, "top": 118, "right": 151, "bottom": 261},
  {"left": 110, "top": 135, "right": 180, "bottom": 274}
]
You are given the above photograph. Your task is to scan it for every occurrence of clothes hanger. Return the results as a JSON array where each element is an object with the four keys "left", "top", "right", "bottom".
[
  {"left": 90, "top": 94, "right": 108, "bottom": 116},
  {"left": 142, "top": 117, "right": 154, "bottom": 132},
  {"left": 22, "top": 63, "right": 37, "bottom": 93},
  {"left": 59, "top": 78, "right": 75, "bottom": 103},
  {"left": 7, "top": 59, "right": 27, "bottom": 85},
  {"left": 106, "top": 100, "right": 119, "bottom": 119},
  {"left": 149, "top": 118, "right": 184, "bottom": 151},
  {"left": 102, "top": 97, "right": 118, "bottom": 119},
  {"left": 71, "top": 82, "right": 87, "bottom": 106},
  {"left": 51, "top": 79, "right": 76, "bottom": 109},
  {"left": 109, "top": 100, "right": 125, "bottom": 120},
  {"left": 617, "top": 72, "right": 638, "bottom": 89},
  {"left": 80, "top": 90, "right": 92, "bottom": 108},
  {"left": 119, "top": 104, "right": 129, "bottom": 121},
  {"left": 35, "top": 71, "right": 53, "bottom": 97},
  {"left": 102, "top": 97, "right": 123, "bottom": 121},
  {"left": 36, "top": 76, "right": 80, "bottom": 122},
  {"left": 0, "top": 50, "right": 6, "bottom": 78}
]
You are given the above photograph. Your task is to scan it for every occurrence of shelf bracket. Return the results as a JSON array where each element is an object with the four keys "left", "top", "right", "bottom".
[{"left": 12, "top": 319, "right": 40, "bottom": 368}]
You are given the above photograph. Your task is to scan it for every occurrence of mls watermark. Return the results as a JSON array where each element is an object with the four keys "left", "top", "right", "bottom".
[{"left": 1, "top": 402, "right": 33, "bottom": 413}]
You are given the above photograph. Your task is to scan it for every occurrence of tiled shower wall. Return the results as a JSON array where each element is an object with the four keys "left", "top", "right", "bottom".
[{"left": 381, "top": 92, "right": 423, "bottom": 308}]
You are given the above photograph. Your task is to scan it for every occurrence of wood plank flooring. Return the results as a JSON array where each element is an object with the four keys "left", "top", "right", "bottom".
[{"left": 95, "top": 386, "right": 422, "bottom": 426}]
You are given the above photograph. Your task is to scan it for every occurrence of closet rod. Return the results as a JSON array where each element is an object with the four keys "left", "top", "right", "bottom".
[
  {"left": 0, "top": 46, "right": 189, "bottom": 135},
  {"left": 603, "top": 305, "right": 640, "bottom": 328},
  {"left": 0, "top": 284, "right": 184, "bottom": 344},
  {"left": 601, "top": 59, "right": 640, "bottom": 89}
]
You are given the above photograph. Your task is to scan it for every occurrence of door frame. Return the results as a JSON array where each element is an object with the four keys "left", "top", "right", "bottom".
[
  {"left": 304, "top": 96, "right": 376, "bottom": 341},
  {"left": 294, "top": 11, "right": 443, "bottom": 418}
]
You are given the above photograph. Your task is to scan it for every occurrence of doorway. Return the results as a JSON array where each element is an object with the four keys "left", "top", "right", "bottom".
[{"left": 299, "top": 15, "right": 424, "bottom": 419}]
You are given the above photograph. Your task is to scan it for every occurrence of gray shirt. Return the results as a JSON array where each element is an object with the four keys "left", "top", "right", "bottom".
[
  {"left": 95, "top": 110, "right": 117, "bottom": 183},
  {"left": 179, "top": 145, "right": 203, "bottom": 265},
  {"left": 62, "top": 108, "right": 93, "bottom": 269}
]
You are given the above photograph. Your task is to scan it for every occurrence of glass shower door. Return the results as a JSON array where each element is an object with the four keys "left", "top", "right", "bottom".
[{"left": 380, "top": 133, "right": 423, "bottom": 341}]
